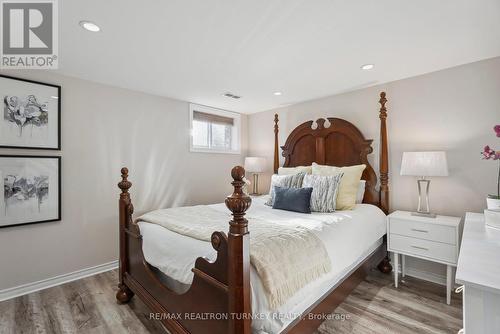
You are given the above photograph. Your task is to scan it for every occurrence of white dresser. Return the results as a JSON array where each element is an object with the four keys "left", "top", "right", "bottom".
[
  {"left": 387, "top": 210, "right": 461, "bottom": 305},
  {"left": 456, "top": 212, "right": 500, "bottom": 334}
]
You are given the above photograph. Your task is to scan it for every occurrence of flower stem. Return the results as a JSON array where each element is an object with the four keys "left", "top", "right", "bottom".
[{"left": 498, "top": 159, "right": 500, "bottom": 197}]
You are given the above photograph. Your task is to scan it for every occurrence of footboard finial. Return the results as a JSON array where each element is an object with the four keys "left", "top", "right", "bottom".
[{"left": 225, "top": 166, "right": 252, "bottom": 234}]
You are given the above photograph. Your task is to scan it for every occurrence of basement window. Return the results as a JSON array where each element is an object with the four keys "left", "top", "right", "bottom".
[{"left": 190, "top": 104, "right": 241, "bottom": 154}]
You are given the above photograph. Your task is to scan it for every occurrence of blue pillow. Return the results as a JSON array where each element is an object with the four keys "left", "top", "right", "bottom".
[{"left": 272, "top": 186, "right": 313, "bottom": 214}]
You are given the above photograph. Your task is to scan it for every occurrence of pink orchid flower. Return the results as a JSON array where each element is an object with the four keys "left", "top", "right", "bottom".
[
  {"left": 484, "top": 126, "right": 500, "bottom": 197},
  {"left": 495, "top": 125, "right": 500, "bottom": 138},
  {"left": 482, "top": 145, "right": 496, "bottom": 159}
]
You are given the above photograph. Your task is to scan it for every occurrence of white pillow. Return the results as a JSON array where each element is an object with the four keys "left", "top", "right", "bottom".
[
  {"left": 311, "top": 162, "right": 366, "bottom": 210},
  {"left": 302, "top": 174, "right": 343, "bottom": 212},
  {"left": 356, "top": 180, "right": 366, "bottom": 204},
  {"left": 278, "top": 166, "right": 312, "bottom": 175}
]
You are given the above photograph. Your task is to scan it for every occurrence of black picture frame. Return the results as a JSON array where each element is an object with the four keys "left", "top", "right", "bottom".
[
  {"left": 0, "top": 74, "right": 61, "bottom": 150},
  {"left": 0, "top": 155, "right": 61, "bottom": 228}
]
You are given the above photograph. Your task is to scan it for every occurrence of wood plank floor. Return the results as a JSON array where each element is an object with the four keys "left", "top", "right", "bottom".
[{"left": 0, "top": 269, "right": 462, "bottom": 334}]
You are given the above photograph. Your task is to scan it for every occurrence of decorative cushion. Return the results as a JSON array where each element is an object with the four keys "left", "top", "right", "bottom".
[
  {"left": 356, "top": 180, "right": 366, "bottom": 204},
  {"left": 272, "top": 186, "right": 313, "bottom": 214},
  {"left": 311, "top": 163, "right": 366, "bottom": 210},
  {"left": 265, "top": 172, "right": 306, "bottom": 206},
  {"left": 302, "top": 174, "right": 343, "bottom": 212},
  {"left": 278, "top": 166, "right": 312, "bottom": 175}
]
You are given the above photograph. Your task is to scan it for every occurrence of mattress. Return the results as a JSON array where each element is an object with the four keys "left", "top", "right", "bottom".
[{"left": 138, "top": 196, "right": 387, "bottom": 333}]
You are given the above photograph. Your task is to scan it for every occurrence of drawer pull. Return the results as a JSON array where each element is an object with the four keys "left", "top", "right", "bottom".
[
  {"left": 411, "top": 228, "right": 429, "bottom": 233},
  {"left": 411, "top": 245, "right": 428, "bottom": 251}
]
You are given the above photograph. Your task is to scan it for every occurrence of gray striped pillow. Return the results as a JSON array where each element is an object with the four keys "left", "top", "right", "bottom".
[
  {"left": 302, "top": 173, "right": 343, "bottom": 212},
  {"left": 265, "top": 172, "right": 306, "bottom": 206}
]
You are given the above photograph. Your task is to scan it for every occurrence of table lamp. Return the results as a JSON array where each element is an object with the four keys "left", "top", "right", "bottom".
[
  {"left": 244, "top": 157, "right": 266, "bottom": 195},
  {"left": 400, "top": 151, "right": 448, "bottom": 218}
]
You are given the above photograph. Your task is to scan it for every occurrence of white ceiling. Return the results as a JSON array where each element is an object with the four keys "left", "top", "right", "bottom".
[{"left": 58, "top": 0, "right": 500, "bottom": 114}]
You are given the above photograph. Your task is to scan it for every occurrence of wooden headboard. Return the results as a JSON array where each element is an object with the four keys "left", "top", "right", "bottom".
[{"left": 273, "top": 92, "right": 389, "bottom": 214}]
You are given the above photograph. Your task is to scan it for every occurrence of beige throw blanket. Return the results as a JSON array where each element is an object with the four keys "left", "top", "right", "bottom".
[{"left": 138, "top": 205, "right": 332, "bottom": 309}]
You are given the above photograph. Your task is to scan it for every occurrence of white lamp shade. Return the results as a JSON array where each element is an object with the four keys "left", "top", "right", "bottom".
[
  {"left": 400, "top": 151, "right": 449, "bottom": 177},
  {"left": 244, "top": 157, "right": 266, "bottom": 173}
]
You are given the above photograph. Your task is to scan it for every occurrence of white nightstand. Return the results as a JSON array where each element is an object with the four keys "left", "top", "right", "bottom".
[{"left": 387, "top": 210, "right": 461, "bottom": 305}]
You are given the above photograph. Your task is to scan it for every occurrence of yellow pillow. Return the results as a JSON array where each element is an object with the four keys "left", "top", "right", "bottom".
[
  {"left": 311, "top": 163, "right": 366, "bottom": 210},
  {"left": 278, "top": 166, "right": 312, "bottom": 175}
]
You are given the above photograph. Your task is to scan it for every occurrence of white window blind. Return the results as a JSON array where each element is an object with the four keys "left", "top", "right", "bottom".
[{"left": 193, "top": 111, "right": 234, "bottom": 126}]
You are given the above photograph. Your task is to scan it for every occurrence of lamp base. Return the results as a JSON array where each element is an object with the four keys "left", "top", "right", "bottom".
[
  {"left": 414, "top": 179, "right": 436, "bottom": 218},
  {"left": 251, "top": 173, "right": 260, "bottom": 195},
  {"left": 411, "top": 211, "right": 437, "bottom": 218}
]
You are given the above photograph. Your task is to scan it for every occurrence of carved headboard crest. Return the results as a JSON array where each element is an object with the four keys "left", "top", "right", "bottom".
[{"left": 273, "top": 92, "right": 389, "bottom": 214}]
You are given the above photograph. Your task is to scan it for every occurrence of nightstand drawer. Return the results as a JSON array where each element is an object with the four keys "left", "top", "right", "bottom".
[
  {"left": 389, "top": 218, "right": 456, "bottom": 245},
  {"left": 389, "top": 234, "right": 457, "bottom": 264}
]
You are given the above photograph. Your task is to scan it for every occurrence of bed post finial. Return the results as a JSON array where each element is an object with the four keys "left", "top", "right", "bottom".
[
  {"left": 379, "top": 92, "right": 387, "bottom": 119},
  {"left": 118, "top": 167, "right": 132, "bottom": 195},
  {"left": 225, "top": 166, "right": 252, "bottom": 334},
  {"left": 274, "top": 114, "right": 279, "bottom": 174}
]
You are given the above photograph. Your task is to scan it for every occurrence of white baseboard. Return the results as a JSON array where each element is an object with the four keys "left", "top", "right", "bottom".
[{"left": 0, "top": 260, "right": 118, "bottom": 302}]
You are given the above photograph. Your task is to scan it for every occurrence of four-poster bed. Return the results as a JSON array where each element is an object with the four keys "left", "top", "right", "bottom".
[{"left": 116, "top": 92, "right": 392, "bottom": 334}]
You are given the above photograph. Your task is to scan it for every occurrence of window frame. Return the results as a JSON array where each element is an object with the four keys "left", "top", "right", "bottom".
[{"left": 189, "top": 103, "right": 241, "bottom": 154}]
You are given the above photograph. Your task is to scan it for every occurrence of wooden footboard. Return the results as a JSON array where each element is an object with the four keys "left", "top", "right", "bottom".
[{"left": 116, "top": 166, "right": 388, "bottom": 334}]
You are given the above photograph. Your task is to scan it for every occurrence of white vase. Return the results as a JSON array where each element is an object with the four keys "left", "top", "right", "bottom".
[{"left": 487, "top": 197, "right": 500, "bottom": 210}]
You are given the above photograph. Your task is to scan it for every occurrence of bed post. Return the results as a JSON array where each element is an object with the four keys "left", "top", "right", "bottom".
[
  {"left": 225, "top": 166, "right": 252, "bottom": 334},
  {"left": 274, "top": 114, "right": 279, "bottom": 174},
  {"left": 116, "top": 167, "right": 135, "bottom": 303},
  {"left": 378, "top": 92, "right": 389, "bottom": 214},
  {"left": 377, "top": 92, "right": 392, "bottom": 274}
]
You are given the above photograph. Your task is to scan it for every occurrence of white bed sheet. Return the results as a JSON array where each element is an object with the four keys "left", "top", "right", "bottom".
[{"left": 138, "top": 197, "right": 387, "bottom": 333}]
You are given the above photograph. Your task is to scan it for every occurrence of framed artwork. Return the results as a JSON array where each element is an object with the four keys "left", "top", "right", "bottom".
[
  {"left": 0, "top": 155, "right": 61, "bottom": 228},
  {"left": 0, "top": 75, "right": 61, "bottom": 150}
]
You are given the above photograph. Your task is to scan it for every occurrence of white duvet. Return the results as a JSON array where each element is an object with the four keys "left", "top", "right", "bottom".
[{"left": 138, "top": 196, "right": 387, "bottom": 333}]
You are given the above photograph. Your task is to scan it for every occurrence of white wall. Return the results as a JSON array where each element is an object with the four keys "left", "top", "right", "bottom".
[
  {"left": 0, "top": 71, "right": 247, "bottom": 291},
  {"left": 248, "top": 57, "right": 500, "bottom": 282}
]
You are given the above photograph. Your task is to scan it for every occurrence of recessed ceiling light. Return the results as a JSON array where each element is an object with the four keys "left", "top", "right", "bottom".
[
  {"left": 273, "top": 92, "right": 282, "bottom": 96},
  {"left": 360, "top": 64, "right": 374, "bottom": 70},
  {"left": 50, "top": 96, "right": 59, "bottom": 99},
  {"left": 79, "top": 21, "right": 100, "bottom": 32}
]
